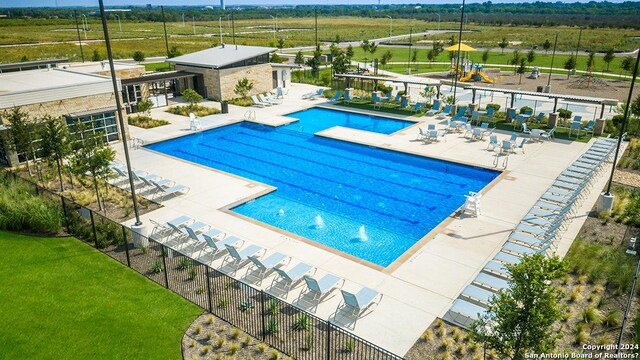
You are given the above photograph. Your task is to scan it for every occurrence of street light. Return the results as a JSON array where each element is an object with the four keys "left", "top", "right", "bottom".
[
  {"left": 385, "top": 15, "right": 392, "bottom": 37},
  {"left": 81, "top": 14, "right": 88, "bottom": 40},
  {"left": 269, "top": 15, "right": 277, "bottom": 39},
  {"left": 97, "top": 0, "right": 142, "bottom": 229},
  {"left": 435, "top": 13, "right": 441, "bottom": 31},
  {"left": 73, "top": 10, "right": 85, "bottom": 62},
  {"left": 452, "top": 0, "right": 466, "bottom": 105},
  {"left": 546, "top": 32, "right": 559, "bottom": 89},
  {"left": 218, "top": 16, "right": 223, "bottom": 44},
  {"left": 114, "top": 14, "right": 121, "bottom": 32}
]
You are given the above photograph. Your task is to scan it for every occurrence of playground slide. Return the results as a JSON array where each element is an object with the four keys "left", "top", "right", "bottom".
[
  {"left": 459, "top": 71, "right": 474, "bottom": 82},
  {"left": 478, "top": 71, "right": 494, "bottom": 83}
]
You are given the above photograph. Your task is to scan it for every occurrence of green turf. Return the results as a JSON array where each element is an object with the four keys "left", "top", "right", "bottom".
[
  {"left": 144, "top": 62, "right": 172, "bottom": 72},
  {"left": 0, "top": 231, "right": 202, "bottom": 360}
]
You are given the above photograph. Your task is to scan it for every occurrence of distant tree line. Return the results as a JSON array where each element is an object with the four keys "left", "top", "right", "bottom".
[{"left": 2, "top": 2, "right": 640, "bottom": 29}]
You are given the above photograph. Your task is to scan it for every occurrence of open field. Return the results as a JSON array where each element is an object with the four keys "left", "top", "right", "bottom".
[
  {"left": 1, "top": 16, "right": 638, "bottom": 63},
  {"left": 0, "top": 231, "right": 202, "bottom": 360}
]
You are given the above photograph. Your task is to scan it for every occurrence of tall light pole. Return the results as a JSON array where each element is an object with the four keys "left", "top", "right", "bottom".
[
  {"left": 385, "top": 15, "right": 392, "bottom": 37},
  {"left": 192, "top": 16, "right": 196, "bottom": 35},
  {"left": 114, "top": 14, "right": 121, "bottom": 32},
  {"left": 73, "top": 10, "right": 85, "bottom": 62},
  {"left": 452, "top": 0, "right": 466, "bottom": 104},
  {"left": 314, "top": 8, "right": 318, "bottom": 48},
  {"left": 547, "top": 32, "right": 559, "bottom": 88},
  {"left": 160, "top": 6, "right": 170, "bottom": 59},
  {"left": 81, "top": 14, "right": 88, "bottom": 39},
  {"left": 98, "top": 0, "right": 142, "bottom": 227},
  {"left": 218, "top": 16, "right": 223, "bottom": 44},
  {"left": 435, "top": 13, "right": 441, "bottom": 31}
]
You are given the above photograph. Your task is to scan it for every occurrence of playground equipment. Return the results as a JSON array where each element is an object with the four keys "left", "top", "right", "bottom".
[
  {"left": 459, "top": 64, "right": 494, "bottom": 83},
  {"left": 448, "top": 65, "right": 463, "bottom": 77}
]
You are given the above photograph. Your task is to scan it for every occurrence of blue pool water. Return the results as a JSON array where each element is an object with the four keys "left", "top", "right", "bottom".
[
  {"left": 284, "top": 107, "right": 413, "bottom": 135},
  {"left": 147, "top": 108, "right": 499, "bottom": 266}
]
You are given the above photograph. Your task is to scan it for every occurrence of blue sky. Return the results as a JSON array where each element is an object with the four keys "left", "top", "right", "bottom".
[{"left": 0, "top": 0, "right": 627, "bottom": 8}]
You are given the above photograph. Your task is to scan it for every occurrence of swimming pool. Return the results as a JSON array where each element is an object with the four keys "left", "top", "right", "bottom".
[{"left": 147, "top": 108, "right": 500, "bottom": 266}]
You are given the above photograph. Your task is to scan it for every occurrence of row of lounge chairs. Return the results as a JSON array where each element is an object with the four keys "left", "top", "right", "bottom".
[
  {"left": 444, "top": 135, "right": 620, "bottom": 329},
  {"left": 149, "top": 215, "right": 383, "bottom": 317},
  {"left": 251, "top": 93, "right": 283, "bottom": 107},
  {"left": 110, "top": 162, "right": 190, "bottom": 202}
]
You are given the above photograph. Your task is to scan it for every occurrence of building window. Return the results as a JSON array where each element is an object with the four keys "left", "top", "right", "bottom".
[{"left": 65, "top": 111, "right": 119, "bottom": 143}]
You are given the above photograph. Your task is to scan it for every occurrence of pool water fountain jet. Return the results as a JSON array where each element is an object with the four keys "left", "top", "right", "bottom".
[
  {"left": 278, "top": 208, "right": 285, "bottom": 216},
  {"left": 358, "top": 225, "right": 369, "bottom": 242},
  {"left": 314, "top": 215, "right": 325, "bottom": 229}
]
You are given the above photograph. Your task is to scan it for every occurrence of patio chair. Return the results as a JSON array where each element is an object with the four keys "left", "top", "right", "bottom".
[
  {"left": 327, "top": 90, "right": 342, "bottom": 102},
  {"left": 271, "top": 262, "right": 316, "bottom": 293},
  {"left": 464, "top": 123, "right": 474, "bottom": 138},
  {"left": 425, "top": 130, "right": 441, "bottom": 143},
  {"left": 506, "top": 108, "right": 517, "bottom": 121},
  {"left": 416, "top": 128, "right": 428, "bottom": 141},
  {"left": 515, "top": 138, "right": 526, "bottom": 153},
  {"left": 339, "top": 287, "right": 383, "bottom": 317},
  {"left": 470, "top": 110, "right": 481, "bottom": 125},
  {"left": 308, "top": 89, "right": 325, "bottom": 100},
  {"left": 258, "top": 93, "right": 278, "bottom": 106},
  {"left": 523, "top": 108, "right": 534, "bottom": 117},
  {"left": 150, "top": 179, "right": 190, "bottom": 202},
  {"left": 264, "top": 93, "right": 283, "bottom": 105},
  {"left": 541, "top": 127, "right": 556, "bottom": 141},
  {"left": 412, "top": 102, "right": 424, "bottom": 113},
  {"left": 302, "top": 89, "right": 323, "bottom": 99},
  {"left": 532, "top": 112, "right": 545, "bottom": 123},
  {"left": 473, "top": 273, "right": 509, "bottom": 292},
  {"left": 461, "top": 284, "right": 495, "bottom": 306},
  {"left": 372, "top": 93, "right": 383, "bottom": 109},
  {"left": 150, "top": 215, "right": 191, "bottom": 239},
  {"left": 203, "top": 235, "right": 243, "bottom": 257},
  {"left": 302, "top": 273, "right": 345, "bottom": 303},
  {"left": 165, "top": 216, "right": 197, "bottom": 239},
  {"left": 568, "top": 121, "right": 582, "bottom": 138},
  {"left": 436, "top": 104, "right": 452, "bottom": 119},
  {"left": 138, "top": 173, "right": 174, "bottom": 189},
  {"left": 452, "top": 106, "right": 468, "bottom": 121},
  {"left": 247, "top": 252, "right": 290, "bottom": 283},
  {"left": 583, "top": 120, "right": 595, "bottom": 137},
  {"left": 427, "top": 124, "right": 436, "bottom": 130},
  {"left": 472, "top": 128, "right": 485, "bottom": 141},
  {"left": 513, "top": 114, "right": 526, "bottom": 130},
  {"left": 275, "top": 87, "right": 288, "bottom": 99},
  {"left": 485, "top": 107, "right": 495, "bottom": 119},
  {"left": 399, "top": 96, "right": 409, "bottom": 108},
  {"left": 522, "top": 122, "right": 531, "bottom": 135},
  {"left": 571, "top": 115, "right": 583, "bottom": 124},
  {"left": 487, "top": 135, "right": 498, "bottom": 150},
  {"left": 426, "top": 100, "right": 442, "bottom": 116},
  {"left": 222, "top": 243, "right": 266, "bottom": 270},
  {"left": 530, "top": 129, "right": 543, "bottom": 142},
  {"left": 250, "top": 95, "right": 267, "bottom": 108},
  {"left": 189, "top": 113, "right": 201, "bottom": 130}
]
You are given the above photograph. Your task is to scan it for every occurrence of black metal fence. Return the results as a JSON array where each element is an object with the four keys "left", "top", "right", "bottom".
[{"left": 4, "top": 170, "right": 404, "bottom": 360}]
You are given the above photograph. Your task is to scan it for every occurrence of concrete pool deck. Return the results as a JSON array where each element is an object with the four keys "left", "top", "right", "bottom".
[{"left": 116, "top": 83, "right": 616, "bottom": 356}]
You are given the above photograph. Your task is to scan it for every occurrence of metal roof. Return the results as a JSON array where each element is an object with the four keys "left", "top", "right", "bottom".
[
  {"left": 334, "top": 73, "right": 441, "bottom": 87},
  {"left": 121, "top": 71, "right": 196, "bottom": 86},
  {"left": 0, "top": 58, "right": 68, "bottom": 72},
  {"left": 466, "top": 85, "right": 618, "bottom": 105},
  {"left": 68, "top": 106, "right": 118, "bottom": 118},
  {"left": 166, "top": 45, "right": 275, "bottom": 69}
]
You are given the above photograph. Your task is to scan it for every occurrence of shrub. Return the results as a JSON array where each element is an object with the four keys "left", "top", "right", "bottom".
[
  {"left": 150, "top": 260, "right": 163, "bottom": 274},
  {"left": 0, "top": 177, "right": 62, "bottom": 234},
  {"left": 266, "top": 318, "right": 278, "bottom": 334},
  {"left": 234, "top": 78, "right": 254, "bottom": 98},
  {"left": 229, "top": 343, "right": 239, "bottom": 355},
  {"left": 558, "top": 108, "right": 572, "bottom": 119},
  {"left": 241, "top": 336, "right": 251, "bottom": 347},
  {"left": 267, "top": 299, "right": 280, "bottom": 315},
  {"left": 205, "top": 331, "right": 213, "bottom": 340},
  {"left": 519, "top": 106, "right": 533, "bottom": 114},
  {"left": 486, "top": 103, "right": 501, "bottom": 112},
  {"left": 215, "top": 336, "right": 225, "bottom": 348},
  {"left": 292, "top": 313, "right": 311, "bottom": 331},
  {"left": 344, "top": 340, "right": 355, "bottom": 353},
  {"left": 217, "top": 297, "right": 229, "bottom": 308},
  {"left": 207, "top": 315, "right": 215, "bottom": 325},
  {"left": 166, "top": 105, "right": 220, "bottom": 117},
  {"left": 574, "top": 331, "right": 589, "bottom": 345},
  {"left": 230, "top": 327, "right": 241, "bottom": 339},
  {"left": 194, "top": 325, "right": 202, "bottom": 335},
  {"left": 270, "top": 349, "right": 280, "bottom": 360},
  {"left": 303, "top": 332, "right": 314, "bottom": 350},
  {"left": 178, "top": 257, "right": 192, "bottom": 270},
  {"left": 257, "top": 343, "right": 267, "bottom": 353},
  {"left": 582, "top": 307, "right": 602, "bottom": 325},
  {"left": 127, "top": 115, "right": 169, "bottom": 129},
  {"left": 201, "top": 346, "right": 210, "bottom": 355},
  {"left": 604, "top": 310, "right": 621, "bottom": 328},
  {"left": 227, "top": 97, "right": 254, "bottom": 107},
  {"left": 421, "top": 329, "right": 434, "bottom": 342}
]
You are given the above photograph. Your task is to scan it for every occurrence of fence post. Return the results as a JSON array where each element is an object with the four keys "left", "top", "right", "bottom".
[
  {"left": 160, "top": 244, "right": 169, "bottom": 288},
  {"left": 60, "top": 196, "right": 71, "bottom": 234},
  {"left": 327, "top": 322, "right": 332, "bottom": 360},
  {"left": 122, "top": 225, "right": 131, "bottom": 267},
  {"left": 89, "top": 210, "right": 98, "bottom": 247},
  {"left": 205, "top": 265, "right": 213, "bottom": 312},
  {"left": 260, "top": 290, "right": 267, "bottom": 341}
]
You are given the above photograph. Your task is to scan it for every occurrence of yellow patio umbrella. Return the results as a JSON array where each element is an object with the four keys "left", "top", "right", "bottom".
[{"left": 445, "top": 43, "right": 476, "bottom": 52}]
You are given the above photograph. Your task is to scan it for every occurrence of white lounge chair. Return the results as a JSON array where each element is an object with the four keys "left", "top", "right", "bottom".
[
  {"left": 258, "top": 93, "right": 279, "bottom": 106},
  {"left": 247, "top": 252, "right": 290, "bottom": 284},
  {"left": 302, "top": 273, "right": 344, "bottom": 303},
  {"left": 251, "top": 95, "right": 268, "bottom": 107},
  {"left": 339, "top": 287, "right": 383, "bottom": 317},
  {"left": 308, "top": 89, "right": 324, "bottom": 100},
  {"left": 150, "top": 179, "right": 190, "bottom": 202},
  {"left": 222, "top": 243, "right": 265, "bottom": 271},
  {"left": 202, "top": 235, "right": 243, "bottom": 258},
  {"left": 271, "top": 262, "right": 316, "bottom": 293}
]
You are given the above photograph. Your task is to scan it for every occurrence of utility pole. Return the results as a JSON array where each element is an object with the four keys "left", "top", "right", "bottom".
[
  {"left": 219, "top": 16, "right": 223, "bottom": 44},
  {"left": 452, "top": 0, "right": 466, "bottom": 104},
  {"left": 314, "top": 8, "right": 318, "bottom": 48},
  {"left": 575, "top": 27, "right": 583, "bottom": 61},
  {"left": 232, "top": 11, "right": 236, "bottom": 48},
  {"left": 98, "top": 0, "right": 142, "bottom": 227},
  {"left": 74, "top": 10, "right": 85, "bottom": 62}
]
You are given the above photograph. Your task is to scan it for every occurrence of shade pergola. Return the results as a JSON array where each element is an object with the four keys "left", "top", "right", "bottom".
[{"left": 445, "top": 43, "right": 476, "bottom": 52}]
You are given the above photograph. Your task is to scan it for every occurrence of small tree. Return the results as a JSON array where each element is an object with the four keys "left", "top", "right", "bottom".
[
  {"left": 621, "top": 55, "right": 634, "bottom": 76},
  {"left": 411, "top": 49, "right": 418, "bottom": 70},
  {"left": 564, "top": 56, "right": 577, "bottom": 78},
  {"left": 294, "top": 51, "right": 305, "bottom": 66},
  {"left": 345, "top": 44, "right": 354, "bottom": 64},
  {"left": 586, "top": 51, "right": 596, "bottom": 72},
  {"left": 181, "top": 88, "right": 203, "bottom": 110},
  {"left": 420, "top": 86, "right": 436, "bottom": 105},
  {"left": 91, "top": 49, "right": 102, "bottom": 62},
  {"left": 133, "top": 51, "right": 145, "bottom": 63},
  {"left": 306, "top": 46, "right": 322, "bottom": 79},
  {"left": 40, "top": 115, "right": 70, "bottom": 191},
  {"left": 380, "top": 50, "right": 393, "bottom": 69},
  {"left": 471, "top": 254, "right": 567, "bottom": 360},
  {"left": 270, "top": 53, "right": 285, "bottom": 63},
  {"left": 68, "top": 121, "right": 115, "bottom": 212},
  {"left": 482, "top": 49, "right": 490, "bottom": 63},
  {"left": 329, "top": 43, "right": 340, "bottom": 57},
  {"left": 426, "top": 49, "right": 436, "bottom": 67},
  {"left": 168, "top": 46, "right": 182, "bottom": 58},
  {"left": 510, "top": 50, "right": 521, "bottom": 74},
  {"left": 498, "top": 37, "right": 508, "bottom": 54},
  {"left": 5, "top": 107, "right": 38, "bottom": 175},
  {"left": 276, "top": 37, "right": 285, "bottom": 49},
  {"left": 603, "top": 48, "right": 615, "bottom": 72},
  {"left": 233, "top": 78, "right": 254, "bottom": 98},
  {"left": 432, "top": 40, "right": 443, "bottom": 55},
  {"left": 334, "top": 34, "right": 341, "bottom": 44},
  {"left": 332, "top": 50, "right": 349, "bottom": 75},
  {"left": 526, "top": 49, "right": 535, "bottom": 66},
  {"left": 360, "top": 40, "right": 371, "bottom": 63},
  {"left": 448, "top": 34, "right": 455, "bottom": 46},
  {"left": 517, "top": 58, "right": 527, "bottom": 84},
  {"left": 136, "top": 98, "right": 154, "bottom": 116},
  {"left": 542, "top": 39, "right": 552, "bottom": 54}
]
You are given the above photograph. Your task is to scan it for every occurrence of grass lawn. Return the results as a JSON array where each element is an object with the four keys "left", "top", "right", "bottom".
[{"left": 0, "top": 231, "right": 202, "bottom": 360}]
